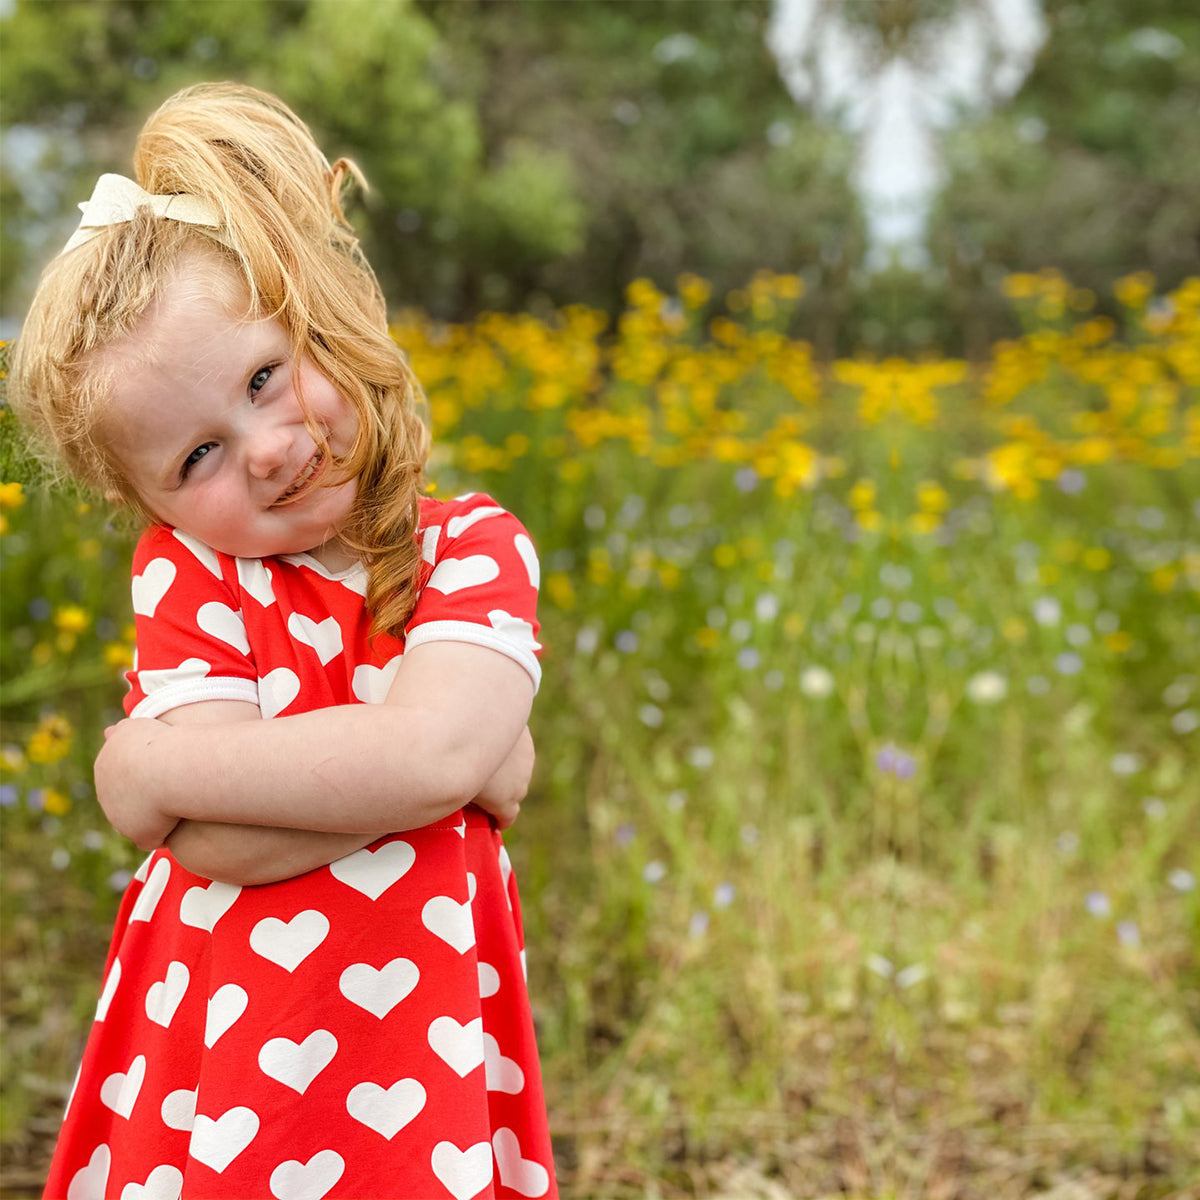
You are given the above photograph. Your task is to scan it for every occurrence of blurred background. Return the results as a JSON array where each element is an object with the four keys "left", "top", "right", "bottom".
[
  {"left": 3, "top": 0, "right": 1199, "bottom": 353},
  {"left": 2, "top": 1, "right": 1198, "bottom": 1197}
]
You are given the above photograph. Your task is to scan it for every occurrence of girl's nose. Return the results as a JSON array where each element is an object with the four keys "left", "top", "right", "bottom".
[{"left": 245, "top": 425, "right": 292, "bottom": 479}]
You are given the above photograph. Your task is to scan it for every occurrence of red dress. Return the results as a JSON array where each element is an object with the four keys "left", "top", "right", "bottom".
[{"left": 44, "top": 494, "right": 557, "bottom": 1200}]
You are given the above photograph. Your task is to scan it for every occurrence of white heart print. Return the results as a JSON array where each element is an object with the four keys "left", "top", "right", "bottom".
[
  {"left": 287, "top": 612, "right": 343, "bottom": 665},
  {"left": 484, "top": 1033, "right": 525, "bottom": 1094},
  {"left": 196, "top": 602, "right": 250, "bottom": 656},
  {"left": 492, "top": 1128, "right": 551, "bottom": 1197},
  {"left": 258, "top": 667, "right": 301, "bottom": 719},
  {"left": 446, "top": 506, "right": 505, "bottom": 538},
  {"left": 421, "top": 894, "right": 475, "bottom": 954},
  {"left": 487, "top": 609, "right": 541, "bottom": 655},
  {"left": 180, "top": 880, "right": 241, "bottom": 932},
  {"left": 205, "top": 984, "right": 249, "bottom": 1048},
  {"left": 145, "top": 961, "right": 189, "bottom": 1029},
  {"left": 100, "top": 1054, "right": 145, "bottom": 1119},
  {"left": 172, "top": 529, "right": 222, "bottom": 577},
  {"left": 250, "top": 910, "right": 330, "bottom": 971},
  {"left": 188, "top": 1106, "right": 259, "bottom": 1174},
  {"left": 258, "top": 1028, "right": 338, "bottom": 1095},
  {"left": 338, "top": 957, "right": 420, "bottom": 1019},
  {"left": 268, "top": 1150, "right": 345, "bottom": 1200},
  {"left": 514, "top": 533, "right": 540, "bottom": 588},
  {"left": 67, "top": 1142, "right": 111, "bottom": 1199},
  {"left": 430, "top": 1140, "right": 493, "bottom": 1200},
  {"left": 329, "top": 840, "right": 415, "bottom": 900},
  {"left": 129, "top": 859, "right": 170, "bottom": 924},
  {"left": 119, "top": 1164, "right": 184, "bottom": 1200},
  {"left": 345, "top": 1078, "right": 426, "bottom": 1140},
  {"left": 131, "top": 558, "right": 176, "bottom": 617},
  {"left": 426, "top": 555, "right": 500, "bottom": 595},
  {"left": 350, "top": 656, "right": 403, "bottom": 705},
  {"left": 420, "top": 524, "right": 442, "bottom": 564},
  {"left": 478, "top": 961, "right": 501, "bottom": 999},
  {"left": 161, "top": 1088, "right": 197, "bottom": 1132},
  {"left": 95, "top": 957, "right": 121, "bottom": 1022},
  {"left": 137, "top": 658, "right": 212, "bottom": 700},
  {"left": 235, "top": 557, "right": 276, "bottom": 607},
  {"left": 427, "top": 1015, "right": 485, "bottom": 1078}
]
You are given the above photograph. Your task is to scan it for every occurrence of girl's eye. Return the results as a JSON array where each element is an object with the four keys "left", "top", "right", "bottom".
[
  {"left": 250, "top": 365, "right": 273, "bottom": 395},
  {"left": 181, "top": 443, "right": 215, "bottom": 478}
]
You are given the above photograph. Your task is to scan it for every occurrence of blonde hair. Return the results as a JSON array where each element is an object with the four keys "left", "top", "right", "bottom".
[{"left": 11, "top": 82, "right": 431, "bottom": 638}]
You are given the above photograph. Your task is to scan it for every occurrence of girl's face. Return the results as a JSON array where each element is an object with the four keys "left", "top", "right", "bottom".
[{"left": 101, "top": 264, "right": 359, "bottom": 567}]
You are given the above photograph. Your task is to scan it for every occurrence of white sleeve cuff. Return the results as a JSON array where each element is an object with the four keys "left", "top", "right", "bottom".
[
  {"left": 404, "top": 620, "right": 542, "bottom": 692},
  {"left": 128, "top": 677, "right": 261, "bottom": 719}
]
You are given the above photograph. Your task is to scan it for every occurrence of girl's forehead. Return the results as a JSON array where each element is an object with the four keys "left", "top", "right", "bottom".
[{"left": 105, "top": 264, "right": 269, "bottom": 373}]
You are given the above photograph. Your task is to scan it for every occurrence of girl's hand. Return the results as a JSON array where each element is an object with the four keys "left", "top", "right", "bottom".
[
  {"left": 94, "top": 718, "right": 180, "bottom": 850},
  {"left": 471, "top": 726, "right": 535, "bottom": 831}
]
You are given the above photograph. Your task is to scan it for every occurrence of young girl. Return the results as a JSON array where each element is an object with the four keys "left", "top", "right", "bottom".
[{"left": 13, "top": 83, "right": 557, "bottom": 1200}]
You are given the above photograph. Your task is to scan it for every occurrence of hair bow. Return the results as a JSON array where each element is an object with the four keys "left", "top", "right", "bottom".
[{"left": 61, "top": 173, "right": 224, "bottom": 254}]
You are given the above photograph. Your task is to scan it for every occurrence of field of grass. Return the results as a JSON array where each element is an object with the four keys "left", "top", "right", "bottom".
[{"left": 1, "top": 269, "right": 1198, "bottom": 1197}]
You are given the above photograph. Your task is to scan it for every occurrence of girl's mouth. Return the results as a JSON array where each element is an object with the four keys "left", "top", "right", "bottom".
[{"left": 272, "top": 450, "right": 325, "bottom": 506}]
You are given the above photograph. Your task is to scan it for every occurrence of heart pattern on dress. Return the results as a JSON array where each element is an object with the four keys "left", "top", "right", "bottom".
[
  {"left": 196, "top": 602, "right": 250, "bottom": 656},
  {"left": 477, "top": 961, "right": 501, "bottom": 999},
  {"left": 486, "top": 609, "right": 541, "bottom": 655},
  {"left": 100, "top": 1054, "right": 146, "bottom": 1120},
  {"left": 430, "top": 1140, "right": 493, "bottom": 1200},
  {"left": 258, "top": 1029, "right": 338, "bottom": 1095},
  {"left": 204, "top": 984, "right": 249, "bottom": 1048},
  {"left": 338, "top": 957, "right": 419, "bottom": 1019},
  {"left": 287, "top": 613, "right": 343, "bottom": 665},
  {"left": 421, "top": 524, "right": 442, "bottom": 564},
  {"left": 513, "top": 534, "right": 540, "bottom": 589},
  {"left": 235, "top": 557, "right": 276, "bottom": 607},
  {"left": 179, "top": 881, "right": 241, "bottom": 932},
  {"left": 160, "top": 1088, "right": 197, "bottom": 1133},
  {"left": 144, "top": 961, "right": 189, "bottom": 1029},
  {"left": 268, "top": 1149, "right": 345, "bottom": 1200},
  {"left": 137, "top": 658, "right": 212, "bottom": 700},
  {"left": 447, "top": 507, "right": 505, "bottom": 538},
  {"left": 427, "top": 555, "right": 500, "bottom": 595},
  {"left": 67, "top": 1142, "right": 110, "bottom": 1199},
  {"left": 258, "top": 667, "right": 301, "bottom": 719},
  {"left": 483, "top": 1032, "right": 525, "bottom": 1094},
  {"left": 249, "top": 910, "right": 330, "bottom": 972},
  {"left": 350, "top": 656, "right": 403, "bottom": 705},
  {"left": 345, "top": 1078, "right": 427, "bottom": 1140},
  {"left": 188, "top": 1106, "right": 259, "bottom": 1174},
  {"left": 172, "top": 530, "right": 222, "bottom": 578},
  {"left": 427, "top": 1016, "right": 484, "bottom": 1078},
  {"left": 329, "top": 840, "right": 415, "bottom": 900},
  {"left": 95, "top": 957, "right": 121, "bottom": 1022},
  {"left": 492, "top": 1128, "right": 551, "bottom": 1197},
  {"left": 119, "top": 1163, "right": 184, "bottom": 1200},
  {"left": 129, "top": 859, "right": 171, "bottom": 925},
  {"left": 421, "top": 894, "right": 475, "bottom": 954},
  {"left": 132, "top": 558, "right": 177, "bottom": 618}
]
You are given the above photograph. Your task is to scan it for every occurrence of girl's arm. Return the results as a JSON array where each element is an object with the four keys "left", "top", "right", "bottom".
[
  {"left": 97, "top": 640, "right": 534, "bottom": 852},
  {"left": 161, "top": 703, "right": 535, "bottom": 886},
  {"left": 157, "top": 699, "right": 389, "bottom": 885}
]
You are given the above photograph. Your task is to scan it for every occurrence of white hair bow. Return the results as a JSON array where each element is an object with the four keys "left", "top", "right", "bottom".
[{"left": 61, "top": 173, "right": 224, "bottom": 254}]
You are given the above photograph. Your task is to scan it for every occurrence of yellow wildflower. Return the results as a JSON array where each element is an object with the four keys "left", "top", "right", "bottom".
[
  {"left": 0, "top": 482, "right": 25, "bottom": 509},
  {"left": 42, "top": 787, "right": 70, "bottom": 816},
  {"left": 26, "top": 714, "right": 73, "bottom": 766}
]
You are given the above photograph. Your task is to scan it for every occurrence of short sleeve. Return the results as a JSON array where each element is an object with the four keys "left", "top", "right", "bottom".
[
  {"left": 123, "top": 526, "right": 261, "bottom": 718},
  {"left": 404, "top": 494, "right": 543, "bottom": 691}
]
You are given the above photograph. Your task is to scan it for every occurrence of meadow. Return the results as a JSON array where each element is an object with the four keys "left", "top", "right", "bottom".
[{"left": 1, "top": 268, "right": 1198, "bottom": 1198}]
